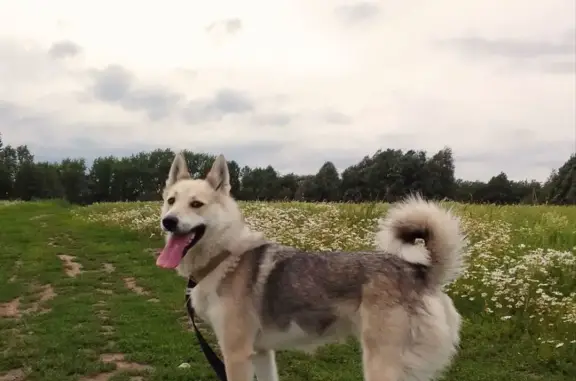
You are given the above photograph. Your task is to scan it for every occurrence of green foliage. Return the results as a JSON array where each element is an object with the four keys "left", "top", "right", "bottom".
[
  {"left": 1, "top": 200, "right": 574, "bottom": 380},
  {"left": 0, "top": 133, "right": 574, "bottom": 205}
]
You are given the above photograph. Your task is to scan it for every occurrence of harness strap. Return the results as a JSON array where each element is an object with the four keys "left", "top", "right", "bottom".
[{"left": 185, "top": 278, "right": 228, "bottom": 381}]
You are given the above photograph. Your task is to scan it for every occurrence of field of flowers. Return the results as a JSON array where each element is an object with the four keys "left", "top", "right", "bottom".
[
  {"left": 73, "top": 200, "right": 576, "bottom": 350},
  {"left": 1, "top": 199, "right": 574, "bottom": 381}
]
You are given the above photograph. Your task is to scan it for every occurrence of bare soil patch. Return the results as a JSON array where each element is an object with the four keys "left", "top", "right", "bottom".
[
  {"left": 58, "top": 255, "right": 82, "bottom": 277},
  {"left": 24, "top": 284, "right": 56, "bottom": 315},
  {"left": 78, "top": 372, "right": 114, "bottom": 381},
  {"left": 0, "top": 369, "right": 26, "bottom": 381},
  {"left": 0, "top": 298, "right": 21, "bottom": 318},
  {"left": 101, "top": 325, "right": 114, "bottom": 336},
  {"left": 101, "top": 353, "right": 152, "bottom": 371},
  {"left": 37, "top": 284, "right": 56, "bottom": 302},
  {"left": 78, "top": 354, "right": 151, "bottom": 381},
  {"left": 123, "top": 277, "right": 149, "bottom": 296},
  {"left": 0, "top": 284, "right": 56, "bottom": 318},
  {"left": 103, "top": 263, "right": 115, "bottom": 273}
]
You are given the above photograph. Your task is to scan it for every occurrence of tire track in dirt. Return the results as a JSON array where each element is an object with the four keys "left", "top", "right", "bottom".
[
  {"left": 57, "top": 255, "right": 83, "bottom": 277},
  {"left": 123, "top": 277, "right": 159, "bottom": 303},
  {"left": 78, "top": 353, "right": 152, "bottom": 381},
  {"left": 0, "top": 368, "right": 26, "bottom": 381},
  {"left": 0, "top": 284, "right": 56, "bottom": 319},
  {"left": 88, "top": 264, "right": 152, "bottom": 381}
]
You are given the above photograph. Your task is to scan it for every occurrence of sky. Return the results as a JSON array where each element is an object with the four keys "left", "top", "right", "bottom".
[{"left": 0, "top": 0, "right": 574, "bottom": 182}]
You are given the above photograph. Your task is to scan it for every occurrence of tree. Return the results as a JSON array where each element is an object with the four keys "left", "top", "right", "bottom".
[
  {"left": 425, "top": 147, "right": 456, "bottom": 200},
  {"left": 88, "top": 156, "right": 117, "bottom": 202},
  {"left": 0, "top": 134, "right": 568, "bottom": 206},
  {"left": 12, "top": 145, "right": 38, "bottom": 201},
  {"left": 0, "top": 134, "right": 17, "bottom": 198},
  {"left": 312, "top": 161, "right": 341, "bottom": 202},
  {"left": 59, "top": 158, "right": 88, "bottom": 204},
  {"left": 545, "top": 155, "right": 576, "bottom": 205},
  {"left": 482, "top": 172, "right": 514, "bottom": 204}
]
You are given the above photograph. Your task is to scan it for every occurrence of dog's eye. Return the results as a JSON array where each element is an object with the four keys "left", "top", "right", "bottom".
[
  {"left": 167, "top": 197, "right": 175, "bottom": 205},
  {"left": 189, "top": 201, "right": 204, "bottom": 208}
]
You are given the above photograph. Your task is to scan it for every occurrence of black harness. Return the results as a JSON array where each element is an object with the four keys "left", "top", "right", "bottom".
[{"left": 185, "top": 278, "right": 228, "bottom": 381}]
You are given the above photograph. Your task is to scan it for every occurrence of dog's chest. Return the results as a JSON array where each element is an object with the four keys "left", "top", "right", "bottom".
[{"left": 190, "top": 284, "right": 225, "bottom": 335}]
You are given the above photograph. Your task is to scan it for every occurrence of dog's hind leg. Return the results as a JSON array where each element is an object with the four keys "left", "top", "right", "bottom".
[
  {"left": 359, "top": 304, "right": 409, "bottom": 381},
  {"left": 252, "top": 350, "right": 279, "bottom": 381}
]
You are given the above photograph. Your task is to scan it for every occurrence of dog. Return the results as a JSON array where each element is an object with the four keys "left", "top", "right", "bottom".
[{"left": 155, "top": 152, "right": 466, "bottom": 381}]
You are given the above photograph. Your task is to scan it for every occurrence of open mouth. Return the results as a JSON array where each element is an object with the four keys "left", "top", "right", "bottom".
[
  {"left": 181, "top": 224, "right": 206, "bottom": 255},
  {"left": 156, "top": 224, "right": 206, "bottom": 269}
]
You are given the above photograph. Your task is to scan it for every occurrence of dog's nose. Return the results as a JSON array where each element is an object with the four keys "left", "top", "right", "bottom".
[{"left": 162, "top": 216, "right": 179, "bottom": 232}]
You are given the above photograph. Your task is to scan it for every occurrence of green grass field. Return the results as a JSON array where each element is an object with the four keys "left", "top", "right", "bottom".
[{"left": 1, "top": 199, "right": 575, "bottom": 381}]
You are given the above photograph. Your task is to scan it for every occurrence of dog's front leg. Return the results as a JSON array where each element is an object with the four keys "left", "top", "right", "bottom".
[
  {"left": 252, "top": 350, "right": 279, "bottom": 381},
  {"left": 219, "top": 332, "right": 256, "bottom": 381},
  {"left": 221, "top": 350, "right": 255, "bottom": 381},
  {"left": 219, "top": 313, "right": 257, "bottom": 381}
]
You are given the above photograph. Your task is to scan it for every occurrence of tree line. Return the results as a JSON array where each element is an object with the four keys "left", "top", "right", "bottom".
[{"left": 0, "top": 133, "right": 574, "bottom": 205}]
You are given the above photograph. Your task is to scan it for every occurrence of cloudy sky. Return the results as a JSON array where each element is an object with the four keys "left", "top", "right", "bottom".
[{"left": 0, "top": 0, "right": 574, "bottom": 181}]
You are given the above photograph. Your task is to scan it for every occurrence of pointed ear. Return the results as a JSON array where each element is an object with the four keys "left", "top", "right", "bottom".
[
  {"left": 205, "top": 154, "right": 230, "bottom": 195},
  {"left": 166, "top": 151, "right": 191, "bottom": 187}
]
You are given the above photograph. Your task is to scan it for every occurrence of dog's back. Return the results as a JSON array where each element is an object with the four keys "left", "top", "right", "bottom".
[{"left": 238, "top": 196, "right": 466, "bottom": 379}]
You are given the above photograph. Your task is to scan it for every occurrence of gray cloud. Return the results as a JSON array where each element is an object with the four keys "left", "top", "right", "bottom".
[
  {"left": 252, "top": 113, "right": 293, "bottom": 127},
  {"left": 440, "top": 29, "right": 575, "bottom": 61},
  {"left": 122, "top": 88, "right": 182, "bottom": 120},
  {"left": 225, "top": 18, "right": 242, "bottom": 34},
  {"left": 91, "top": 65, "right": 134, "bottom": 102},
  {"left": 456, "top": 139, "right": 573, "bottom": 181},
  {"left": 86, "top": 65, "right": 287, "bottom": 125},
  {"left": 443, "top": 36, "right": 574, "bottom": 58},
  {"left": 324, "top": 111, "right": 352, "bottom": 125},
  {"left": 335, "top": 2, "right": 381, "bottom": 24},
  {"left": 2, "top": 98, "right": 571, "bottom": 181},
  {"left": 28, "top": 133, "right": 289, "bottom": 172},
  {"left": 0, "top": 101, "right": 409, "bottom": 177},
  {"left": 0, "top": 39, "right": 71, "bottom": 83},
  {"left": 48, "top": 40, "right": 82, "bottom": 59},
  {"left": 206, "top": 18, "right": 243, "bottom": 35},
  {"left": 182, "top": 89, "right": 254, "bottom": 124},
  {"left": 539, "top": 60, "right": 575, "bottom": 74},
  {"left": 0, "top": 101, "right": 56, "bottom": 144},
  {"left": 88, "top": 65, "right": 182, "bottom": 120},
  {"left": 32, "top": 142, "right": 153, "bottom": 165},
  {"left": 437, "top": 29, "right": 575, "bottom": 76},
  {"left": 0, "top": 101, "right": 131, "bottom": 162}
]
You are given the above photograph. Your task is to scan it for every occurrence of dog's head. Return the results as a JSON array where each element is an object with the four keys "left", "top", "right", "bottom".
[{"left": 156, "top": 152, "right": 242, "bottom": 270}]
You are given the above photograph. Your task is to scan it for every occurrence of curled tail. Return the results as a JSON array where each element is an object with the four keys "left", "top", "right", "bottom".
[{"left": 376, "top": 195, "right": 466, "bottom": 288}]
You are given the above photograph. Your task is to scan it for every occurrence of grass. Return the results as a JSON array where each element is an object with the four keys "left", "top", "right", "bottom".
[{"left": 0, "top": 199, "right": 575, "bottom": 381}]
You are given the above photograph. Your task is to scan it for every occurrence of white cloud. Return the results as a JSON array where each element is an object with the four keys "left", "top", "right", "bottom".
[{"left": 0, "top": 0, "right": 574, "bottom": 181}]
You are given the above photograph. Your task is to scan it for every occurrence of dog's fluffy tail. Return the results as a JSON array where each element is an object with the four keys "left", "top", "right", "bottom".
[{"left": 375, "top": 195, "right": 466, "bottom": 288}]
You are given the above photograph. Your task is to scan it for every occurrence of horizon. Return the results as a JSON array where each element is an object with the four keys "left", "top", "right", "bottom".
[{"left": 2, "top": 136, "right": 566, "bottom": 184}]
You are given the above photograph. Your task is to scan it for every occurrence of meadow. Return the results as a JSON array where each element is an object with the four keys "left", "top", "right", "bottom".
[{"left": 0, "top": 199, "right": 575, "bottom": 381}]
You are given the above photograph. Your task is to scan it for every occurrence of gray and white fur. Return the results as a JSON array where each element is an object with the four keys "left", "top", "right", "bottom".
[{"left": 157, "top": 152, "right": 467, "bottom": 381}]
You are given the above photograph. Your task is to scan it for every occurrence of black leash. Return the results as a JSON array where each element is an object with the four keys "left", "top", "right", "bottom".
[{"left": 185, "top": 278, "right": 228, "bottom": 381}]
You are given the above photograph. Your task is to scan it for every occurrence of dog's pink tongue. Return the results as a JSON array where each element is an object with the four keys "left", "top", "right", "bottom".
[{"left": 156, "top": 234, "right": 193, "bottom": 269}]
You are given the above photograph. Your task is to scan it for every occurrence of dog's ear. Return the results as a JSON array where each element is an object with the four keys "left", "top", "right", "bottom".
[
  {"left": 205, "top": 154, "right": 230, "bottom": 195},
  {"left": 166, "top": 151, "right": 191, "bottom": 187}
]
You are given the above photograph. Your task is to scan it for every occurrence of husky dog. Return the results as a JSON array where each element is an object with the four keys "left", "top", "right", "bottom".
[{"left": 156, "top": 152, "right": 466, "bottom": 381}]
